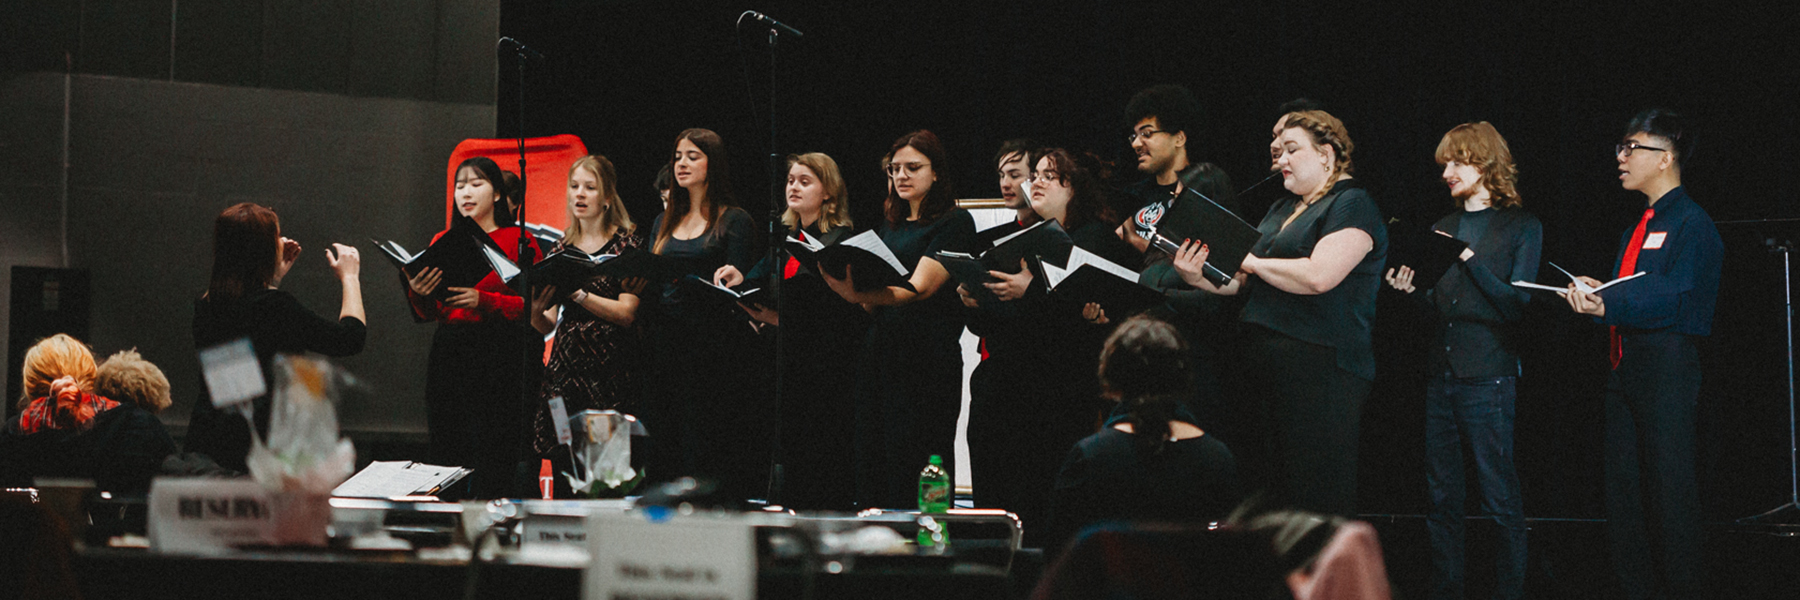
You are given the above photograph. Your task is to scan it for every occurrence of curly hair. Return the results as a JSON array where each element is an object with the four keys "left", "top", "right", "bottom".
[
  {"left": 94, "top": 349, "right": 172, "bottom": 414},
  {"left": 1279, "top": 110, "right": 1356, "bottom": 179},
  {"left": 1435, "top": 122, "right": 1522, "bottom": 209}
]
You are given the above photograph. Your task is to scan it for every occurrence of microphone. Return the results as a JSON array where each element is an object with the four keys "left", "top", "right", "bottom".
[
  {"left": 742, "top": 11, "right": 804, "bottom": 38},
  {"left": 497, "top": 37, "right": 544, "bottom": 60}
]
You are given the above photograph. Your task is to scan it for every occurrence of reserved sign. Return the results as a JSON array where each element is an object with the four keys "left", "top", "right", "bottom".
[
  {"left": 148, "top": 478, "right": 329, "bottom": 553},
  {"left": 585, "top": 512, "right": 755, "bottom": 600}
]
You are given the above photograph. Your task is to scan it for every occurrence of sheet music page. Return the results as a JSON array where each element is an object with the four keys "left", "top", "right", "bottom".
[
  {"left": 480, "top": 243, "right": 522, "bottom": 281},
  {"left": 989, "top": 219, "right": 1049, "bottom": 247},
  {"left": 332, "top": 461, "right": 441, "bottom": 498},
  {"left": 1066, "top": 246, "right": 1141, "bottom": 282},
  {"left": 789, "top": 235, "right": 823, "bottom": 251},
  {"left": 1042, "top": 261, "right": 1073, "bottom": 288},
  {"left": 840, "top": 230, "right": 910, "bottom": 275}
]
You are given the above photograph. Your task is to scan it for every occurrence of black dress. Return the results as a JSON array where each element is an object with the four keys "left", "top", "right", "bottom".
[
  {"left": 966, "top": 220, "right": 1140, "bottom": 546},
  {"left": 853, "top": 209, "right": 977, "bottom": 509},
  {"left": 187, "top": 288, "right": 367, "bottom": 473},
  {"left": 1237, "top": 179, "right": 1386, "bottom": 516},
  {"left": 533, "top": 230, "right": 649, "bottom": 455},
  {"left": 645, "top": 207, "right": 765, "bottom": 501},
  {"left": 1047, "top": 413, "right": 1239, "bottom": 555},
  {"left": 759, "top": 223, "right": 870, "bottom": 511}
]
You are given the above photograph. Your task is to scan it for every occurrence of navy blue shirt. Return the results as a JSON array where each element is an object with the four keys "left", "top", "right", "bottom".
[{"left": 1597, "top": 186, "right": 1722, "bottom": 337}]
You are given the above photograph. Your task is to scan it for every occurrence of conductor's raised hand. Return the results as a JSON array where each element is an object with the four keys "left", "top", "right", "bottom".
[
  {"left": 714, "top": 265, "right": 745, "bottom": 288},
  {"left": 444, "top": 286, "right": 482, "bottom": 309},
  {"left": 407, "top": 267, "right": 443, "bottom": 296},
  {"left": 326, "top": 243, "right": 361, "bottom": 279},
  {"left": 1384, "top": 265, "right": 1417, "bottom": 294},
  {"left": 1171, "top": 239, "right": 1211, "bottom": 288},
  {"left": 983, "top": 259, "right": 1034, "bottom": 302},
  {"left": 275, "top": 236, "right": 303, "bottom": 282}
]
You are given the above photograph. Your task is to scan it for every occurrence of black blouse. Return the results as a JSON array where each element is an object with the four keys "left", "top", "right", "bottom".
[
  {"left": 873, "top": 209, "right": 979, "bottom": 330},
  {"left": 650, "top": 207, "right": 756, "bottom": 323},
  {"left": 186, "top": 288, "right": 367, "bottom": 472},
  {"left": 1239, "top": 179, "right": 1387, "bottom": 380},
  {"left": 1048, "top": 424, "right": 1239, "bottom": 552}
]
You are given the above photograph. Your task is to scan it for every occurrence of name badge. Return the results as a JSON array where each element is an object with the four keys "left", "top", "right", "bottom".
[{"left": 1643, "top": 232, "right": 1668, "bottom": 250}]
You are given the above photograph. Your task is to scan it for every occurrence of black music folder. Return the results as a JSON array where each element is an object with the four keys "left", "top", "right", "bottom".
[
  {"left": 1145, "top": 187, "right": 1263, "bottom": 285},
  {"left": 937, "top": 219, "right": 1074, "bottom": 302},
  {"left": 1390, "top": 230, "right": 1470, "bottom": 291},
  {"left": 1042, "top": 246, "right": 1167, "bottom": 318},
  {"left": 371, "top": 219, "right": 499, "bottom": 299},
  {"left": 786, "top": 229, "right": 915, "bottom": 292}
]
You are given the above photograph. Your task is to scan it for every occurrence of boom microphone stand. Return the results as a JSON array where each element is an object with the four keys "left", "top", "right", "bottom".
[
  {"left": 1737, "top": 226, "right": 1800, "bottom": 525},
  {"left": 738, "top": 10, "right": 803, "bottom": 504}
]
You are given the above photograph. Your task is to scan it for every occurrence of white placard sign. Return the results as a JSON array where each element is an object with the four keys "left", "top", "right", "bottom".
[
  {"left": 148, "top": 477, "right": 278, "bottom": 554},
  {"left": 586, "top": 512, "right": 755, "bottom": 600},
  {"left": 198, "top": 337, "right": 265, "bottom": 408},
  {"left": 549, "top": 397, "right": 573, "bottom": 446}
]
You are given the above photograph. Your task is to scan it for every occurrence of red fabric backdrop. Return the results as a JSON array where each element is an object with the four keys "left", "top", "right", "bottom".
[{"left": 444, "top": 135, "right": 589, "bottom": 233}]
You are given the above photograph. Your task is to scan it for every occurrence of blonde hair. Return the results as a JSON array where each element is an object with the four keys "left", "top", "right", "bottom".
[
  {"left": 563, "top": 155, "right": 636, "bottom": 242},
  {"left": 95, "top": 349, "right": 172, "bottom": 414},
  {"left": 1435, "top": 122, "right": 1522, "bottom": 209},
  {"left": 1281, "top": 110, "right": 1356, "bottom": 180},
  {"left": 18, "top": 334, "right": 97, "bottom": 410},
  {"left": 783, "top": 153, "right": 853, "bottom": 233}
]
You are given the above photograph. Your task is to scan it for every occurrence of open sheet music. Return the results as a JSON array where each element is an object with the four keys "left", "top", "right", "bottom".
[
  {"left": 1512, "top": 262, "right": 1645, "bottom": 296},
  {"left": 786, "top": 230, "right": 914, "bottom": 292},
  {"left": 1042, "top": 246, "right": 1167, "bottom": 318},
  {"left": 370, "top": 219, "right": 500, "bottom": 299},
  {"left": 332, "top": 460, "right": 472, "bottom": 498}
]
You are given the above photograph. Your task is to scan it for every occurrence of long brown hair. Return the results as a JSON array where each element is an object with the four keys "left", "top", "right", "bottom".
[
  {"left": 654, "top": 128, "right": 736, "bottom": 254},
  {"left": 1035, "top": 148, "right": 1118, "bottom": 232},
  {"left": 563, "top": 155, "right": 636, "bottom": 243},
  {"left": 1435, "top": 122, "right": 1523, "bottom": 209},
  {"left": 206, "top": 202, "right": 281, "bottom": 304},
  {"left": 882, "top": 130, "right": 956, "bottom": 225},
  {"left": 784, "top": 153, "right": 853, "bottom": 233}
]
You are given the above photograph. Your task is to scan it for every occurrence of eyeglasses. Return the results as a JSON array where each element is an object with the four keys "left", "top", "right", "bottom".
[
  {"left": 1029, "top": 170, "right": 1063, "bottom": 184},
  {"left": 1615, "top": 142, "right": 1669, "bottom": 157},
  {"left": 886, "top": 161, "right": 931, "bottom": 177},
  {"left": 1128, "top": 128, "right": 1166, "bottom": 144}
]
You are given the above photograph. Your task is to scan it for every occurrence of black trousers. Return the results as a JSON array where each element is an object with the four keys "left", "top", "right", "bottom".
[
  {"left": 425, "top": 321, "right": 535, "bottom": 499},
  {"left": 1242, "top": 326, "right": 1369, "bottom": 517},
  {"left": 1605, "top": 331, "right": 1700, "bottom": 600}
]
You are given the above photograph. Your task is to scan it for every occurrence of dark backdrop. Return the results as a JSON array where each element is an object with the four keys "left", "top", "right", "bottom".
[{"left": 493, "top": 0, "right": 1799, "bottom": 520}]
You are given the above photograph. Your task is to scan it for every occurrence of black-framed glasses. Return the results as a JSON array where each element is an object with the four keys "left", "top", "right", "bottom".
[
  {"left": 886, "top": 161, "right": 931, "bottom": 177},
  {"left": 1615, "top": 142, "right": 1669, "bottom": 157},
  {"left": 1128, "top": 128, "right": 1167, "bottom": 144}
]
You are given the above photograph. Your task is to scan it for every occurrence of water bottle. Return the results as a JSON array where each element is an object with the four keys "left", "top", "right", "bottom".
[{"left": 917, "top": 455, "right": 950, "bottom": 548}]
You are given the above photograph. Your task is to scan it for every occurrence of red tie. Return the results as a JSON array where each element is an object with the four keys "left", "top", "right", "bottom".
[{"left": 1609, "top": 208, "right": 1654, "bottom": 369}]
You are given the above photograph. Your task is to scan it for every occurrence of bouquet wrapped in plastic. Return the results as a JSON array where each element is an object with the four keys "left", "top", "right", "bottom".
[
  {"left": 245, "top": 355, "right": 356, "bottom": 544},
  {"left": 566, "top": 410, "right": 644, "bottom": 498}
]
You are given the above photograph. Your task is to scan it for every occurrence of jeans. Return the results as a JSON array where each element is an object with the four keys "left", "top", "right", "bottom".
[{"left": 1425, "top": 372, "right": 1527, "bottom": 600}]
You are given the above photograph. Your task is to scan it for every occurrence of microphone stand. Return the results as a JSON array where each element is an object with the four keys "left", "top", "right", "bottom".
[
  {"left": 1740, "top": 232, "right": 1800, "bottom": 525},
  {"left": 503, "top": 39, "right": 541, "bottom": 483},
  {"left": 741, "top": 11, "right": 792, "bottom": 504}
]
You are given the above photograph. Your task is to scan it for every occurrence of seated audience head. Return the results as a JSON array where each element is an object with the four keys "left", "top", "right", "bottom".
[
  {"left": 207, "top": 202, "right": 282, "bottom": 303},
  {"left": 1031, "top": 148, "right": 1117, "bottom": 231},
  {"left": 784, "top": 153, "right": 852, "bottom": 233},
  {"left": 1618, "top": 108, "right": 1691, "bottom": 193},
  {"left": 994, "top": 139, "right": 1040, "bottom": 215},
  {"left": 1125, "top": 85, "right": 1203, "bottom": 179},
  {"left": 452, "top": 156, "right": 511, "bottom": 230},
  {"left": 1274, "top": 110, "right": 1355, "bottom": 202},
  {"left": 1435, "top": 121, "right": 1522, "bottom": 209},
  {"left": 94, "top": 349, "right": 172, "bottom": 415},
  {"left": 15, "top": 334, "right": 108, "bottom": 432},
  {"left": 565, "top": 154, "right": 636, "bottom": 239},
  {"left": 1098, "top": 315, "right": 1193, "bottom": 453},
  {"left": 883, "top": 130, "right": 954, "bottom": 224}
]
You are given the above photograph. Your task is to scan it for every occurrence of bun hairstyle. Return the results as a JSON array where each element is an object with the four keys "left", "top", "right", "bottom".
[
  {"left": 1435, "top": 122, "right": 1523, "bottom": 209},
  {"left": 95, "top": 349, "right": 172, "bottom": 414},
  {"left": 1097, "top": 315, "right": 1193, "bottom": 454},
  {"left": 1280, "top": 110, "right": 1356, "bottom": 179},
  {"left": 17, "top": 334, "right": 98, "bottom": 417}
]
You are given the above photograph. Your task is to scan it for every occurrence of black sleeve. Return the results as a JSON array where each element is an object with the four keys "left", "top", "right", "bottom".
[
  {"left": 94, "top": 408, "right": 178, "bottom": 495},
  {"left": 1046, "top": 442, "right": 1098, "bottom": 556},
  {"left": 721, "top": 208, "right": 757, "bottom": 273},
  {"left": 926, "top": 210, "right": 980, "bottom": 257},
  {"left": 266, "top": 290, "right": 366, "bottom": 357},
  {"left": 1462, "top": 215, "right": 1542, "bottom": 321},
  {"left": 1319, "top": 189, "right": 1384, "bottom": 243}
]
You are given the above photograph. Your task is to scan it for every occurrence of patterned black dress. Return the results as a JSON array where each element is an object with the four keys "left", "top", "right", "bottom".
[{"left": 532, "top": 229, "right": 648, "bottom": 455}]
